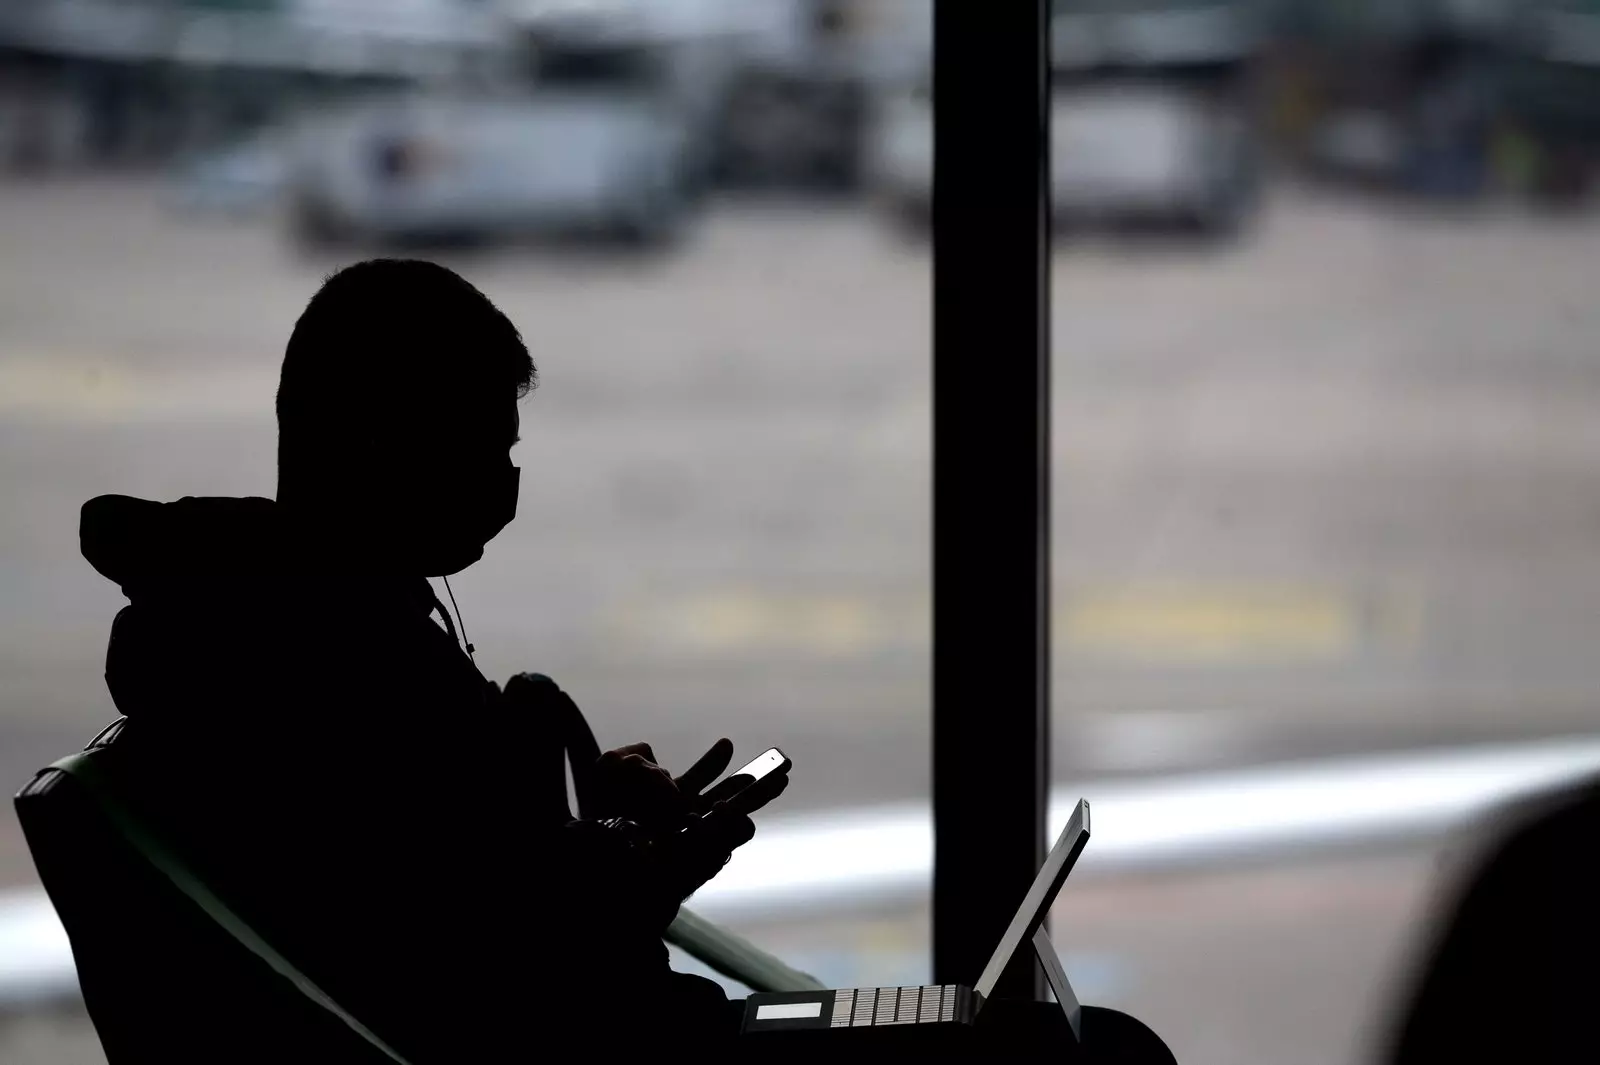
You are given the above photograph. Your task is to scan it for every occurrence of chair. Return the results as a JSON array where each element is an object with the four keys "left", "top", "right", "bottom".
[{"left": 16, "top": 718, "right": 821, "bottom": 1063}]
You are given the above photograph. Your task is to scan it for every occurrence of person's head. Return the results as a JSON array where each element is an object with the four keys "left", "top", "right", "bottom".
[{"left": 276, "top": 259, "right": 536, "bottom": 576}]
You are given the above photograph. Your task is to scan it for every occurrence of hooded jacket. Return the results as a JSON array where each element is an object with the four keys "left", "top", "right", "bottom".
[{"left": 79, "top": 493, "right": 721, "bottom": 1060}]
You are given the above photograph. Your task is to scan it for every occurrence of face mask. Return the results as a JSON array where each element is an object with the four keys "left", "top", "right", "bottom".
[
  {"left": 400, "top": 463, "right": 520, "bottom": 577},
  {"left": 478, "top": 463, "right": 520, "bottom": 546}
]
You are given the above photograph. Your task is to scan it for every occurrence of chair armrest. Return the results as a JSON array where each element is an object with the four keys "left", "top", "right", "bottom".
[{"left": 665, "top": 907, "right": 826, "bottom": 993}]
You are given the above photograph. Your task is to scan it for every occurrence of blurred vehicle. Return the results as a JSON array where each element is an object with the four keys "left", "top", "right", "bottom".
[
  {"left": 1498, "top": 0, "right": 1600, "bottom": 205},
  {"left": 1050, "top": 0, "right": 1265, "bottom": 237},
  {"left": 286, "top": 16, "right": 703, "bottom": 250},
  {"left": 288, "top": 96, "right": 693, "bottom": 250},
  {"left": 709, "top": 0, "right": 875, "bottom": 192},
  {"left": 867, "top": 69, "right": 932, "bottom": 230},
  {"left": 868, "top": 0, "right": 1265, "bottom": 239},
  {"left": 167, "top": 129, "right": 290, "bottom": 218},
  {"left": 0, "top": 0, "right": 511, "bottom": 174},
  {"left": 274, "top": 0, "right": 930, "bottom": 236},
  {"left": 1274, "top": 0, "right": 1505, "bottom": 199},
  {"left": 713, "top": 61, "right": 867, "bottom": 193}
]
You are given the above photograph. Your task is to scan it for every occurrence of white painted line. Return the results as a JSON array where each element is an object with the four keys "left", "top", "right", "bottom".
[
  {"left": 0, "top": 889, "right": 78, "bottom": 1010},
  {"left": 691, "top": 735, "right": 1600, "bottom": 915},
  {"left": 5, "top": 736, "right": 1600, "bottom": 1011}
]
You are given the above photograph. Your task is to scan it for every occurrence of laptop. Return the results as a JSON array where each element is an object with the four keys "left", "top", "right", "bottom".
[{"left": 741, "top": 799, "right": 1091, "bottom": 1041}]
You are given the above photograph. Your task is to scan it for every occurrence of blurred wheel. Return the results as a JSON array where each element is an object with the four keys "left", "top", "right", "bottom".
[
  {"left": 1187, "top": 137, "right": 1258, "bottom": 242},
  {"left": 289, "top": 196, "right": 355, "bottom": 251},
  {"left": 884, "top": 195, "right": 930, "bottom": 240},
  {"left": 1188, "top": 181, "right": 1246, "bottom": 240},
  {"left": 609, "top": 187, "right": 690, "bottom": 252},
  {"left": 1531, "top": 145, "right": 1592, "bottom": 209}
]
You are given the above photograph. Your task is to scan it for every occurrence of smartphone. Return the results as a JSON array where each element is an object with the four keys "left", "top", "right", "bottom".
[{"left": 714, "top": 747, "right": 791, "bottom": 805}]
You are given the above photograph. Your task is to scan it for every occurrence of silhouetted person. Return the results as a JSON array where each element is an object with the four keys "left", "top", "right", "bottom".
[
  {"left": 79, "top": 259, "right": 780, "bottom": 1060},
  {"left": 1382, "top": 773, "right": 1600, "bottom": 1064}
]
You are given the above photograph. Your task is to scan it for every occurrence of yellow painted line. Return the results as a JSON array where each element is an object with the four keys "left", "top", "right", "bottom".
[
  {"left": 602, "top": 583, "right": 1410, "bottom": 665},
  {"left": 0, "top": 358, "right": 138, "bottom": 416},
  {"left": 1059, "top": 585, "right": 1357, "bottom": 664},
  {"left": 605, "top": 588, "right": 923, "bottom": 657},
  {"left": 0, "top": 354, "right": 274, "bottom": 421},
  {"left": 1369, "top": 583, "right": 1426, "bottom": 655}
]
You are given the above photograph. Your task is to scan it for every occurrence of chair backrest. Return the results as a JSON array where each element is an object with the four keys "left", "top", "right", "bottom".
[
  {"left": 14, "top": 719, "right": 392, "bottom": 1065},
  {"left": 17, "top": 714, "right": 820, "bottom": 1063},
  {"left": 666, "top": 904, "right": 826, "bottom": 994}
]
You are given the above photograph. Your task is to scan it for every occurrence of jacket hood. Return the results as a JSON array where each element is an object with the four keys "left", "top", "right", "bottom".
[
  {"left": 81, "top": 494, "right": 290, "bottom": 599},
  {"left": 82, "top": 495, "right": 468, "bottom": 730}
]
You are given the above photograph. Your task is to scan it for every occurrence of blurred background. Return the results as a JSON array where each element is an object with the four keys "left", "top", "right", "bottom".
[{"left": 6, "top": 0, "right": 1600, "bottom": 1061}]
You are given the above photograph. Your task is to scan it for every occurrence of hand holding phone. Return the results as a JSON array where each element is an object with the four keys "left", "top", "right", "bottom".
[
  {"left": 637, "top": 744, "right": 790, "bottom": 900},
  {"left": 702, "top": 746, "right": 791, "bottom": 815},
  {"left": 674, "top": 741, "right": 791, "bottom": 816}
]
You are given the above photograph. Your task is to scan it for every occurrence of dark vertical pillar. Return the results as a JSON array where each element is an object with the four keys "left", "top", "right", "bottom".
[{"left": 931, "top": 0, "right": 1052, "bottom": 1001}]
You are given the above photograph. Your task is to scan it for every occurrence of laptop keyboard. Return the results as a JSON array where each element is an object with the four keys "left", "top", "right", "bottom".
[{"left": 831, "top": 985, "right": 963, "bottom": 1027}]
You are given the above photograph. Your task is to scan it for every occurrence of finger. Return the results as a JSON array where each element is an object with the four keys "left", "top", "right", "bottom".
[
  {"left": 725, "top": 770, "right": 788, "bottom": 816},
  {"left": 614, "top": 742, "right": 657, "bottom": 764},
  {"left": 596, "top": 749, "right": 635, "bottom": 772},
  {"left": 620, "top": 753, "right": 670, "bottom": 775},
  {"left": 621, "top": 755, "right": 679, "bottom": 796},
  {"left": 698, "top": 804, "right": 757, "bottom": 850},
  {"left": 675, "top": 738, "right": 734, "bottom": 797},
  {"left": 662, "top": 814, "right": 752, "bottom": 898},
  {"left": 701, "top": 773, "right": 753, "bottom": 807}
]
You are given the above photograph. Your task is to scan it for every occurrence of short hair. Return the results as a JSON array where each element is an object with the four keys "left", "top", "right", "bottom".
[{"left": 276, "top": 259, "right": 536, "bottom": 476}]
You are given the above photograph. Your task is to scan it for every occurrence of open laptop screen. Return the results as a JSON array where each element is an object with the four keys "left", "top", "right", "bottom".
[{"left": 972, "top": 799, "right": 1091, "bottom": 1003}]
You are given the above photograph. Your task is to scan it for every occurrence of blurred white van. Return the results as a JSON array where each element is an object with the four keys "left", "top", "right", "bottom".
[
  {"left": 287, "top": 88, "right": 694, "bottom": 249},
  {"left": 285, "top": 21, "right": 705, "bottom": 249},
  {"left": 868, "top": 0, "right": 1262, "bottom": 238}
]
